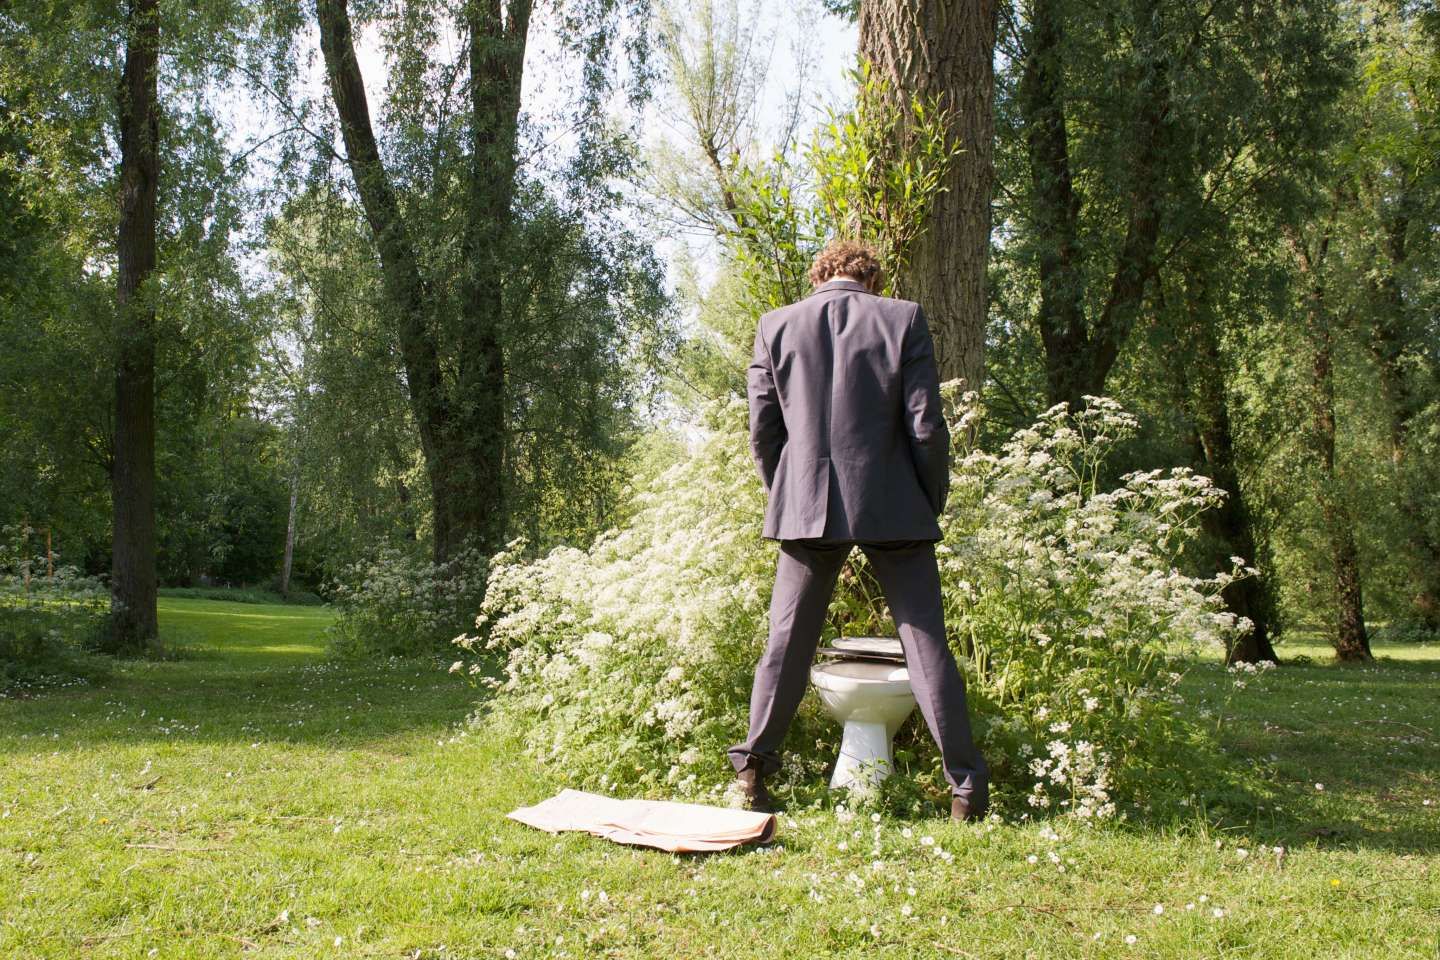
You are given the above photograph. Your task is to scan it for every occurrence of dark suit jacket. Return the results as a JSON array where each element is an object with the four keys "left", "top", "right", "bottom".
[{"left": 747, "top": 277, "right": 951, "bottom": 542}]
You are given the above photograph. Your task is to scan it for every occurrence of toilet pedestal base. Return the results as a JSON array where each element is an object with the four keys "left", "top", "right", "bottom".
[{"left": 830, "top": 720, "right": 896, "bottom": 792}]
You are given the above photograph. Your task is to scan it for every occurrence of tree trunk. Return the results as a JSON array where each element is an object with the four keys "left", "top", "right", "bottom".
[
  {"left": 858, "top": 0, "right": 996, "bottom": 394},
  {"left": 316, "top": 0, "right": 513, "bottom": 564},
  {"left": 444, "top": 0, "right": 531, "bottom": 562},
  {"left": 1365, "top": 202, "right": 1440, "bottom": 630},
  {"left": 1016, "top": 0, "right": 1083, "bottom": 408},
  {"left": 280, "top": 467, "right": 298, "bottom": 596},
  {"left": 109, "top": 0, "right": 161, "bottom": 653},
  {"left": 1172, "top": 270, "right": 1280, "bottom": 664},
  {"left": 1287, "top": 221, "right": 1371, "bottom": 662},
  {"left": 1017, "top": 0, "right": 1168, "bottom": 410}
]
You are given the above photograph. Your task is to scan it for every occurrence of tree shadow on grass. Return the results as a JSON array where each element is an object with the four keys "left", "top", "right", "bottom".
[
  {"left": 1114, "top": 646, "right": 1440, "bottom": 856},
  {"left": 0, "top": 652, "right": 506, "bottom": 753},
  {"left": 0, "top": 598, "right": 507, "bottom": 753}
]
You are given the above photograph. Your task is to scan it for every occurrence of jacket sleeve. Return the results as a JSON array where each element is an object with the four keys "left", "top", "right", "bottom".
[
  {"left": 901, "top": 304, "right": 951, "bottom": 515},
  {"left": 747, "top": 321, "right": 786, "bottom": 494}
]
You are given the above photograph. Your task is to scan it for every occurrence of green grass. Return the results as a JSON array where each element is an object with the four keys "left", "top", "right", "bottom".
[
  {"left": 2, "top": 600, "right": 1435, "bottom": 958},
  {"left": 157, "top": 586, "right": 325, "bottom": 606}
]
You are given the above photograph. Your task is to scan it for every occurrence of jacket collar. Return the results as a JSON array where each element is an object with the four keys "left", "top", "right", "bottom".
[{"left": 807, "top": 278, "right": 874, "bottom": 297}]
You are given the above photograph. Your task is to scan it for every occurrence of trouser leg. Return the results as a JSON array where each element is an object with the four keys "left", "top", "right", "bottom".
[
  {"left": 860, "top": 539, "right": 989, "bottom": 799},
  {"left": 727, "top": 538, "right": 850, "bottom": 776}
]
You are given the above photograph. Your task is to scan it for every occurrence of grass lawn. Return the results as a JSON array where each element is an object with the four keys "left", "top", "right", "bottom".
[{"left": 2, "top": 597, "right": 1436, "bottom": 958}]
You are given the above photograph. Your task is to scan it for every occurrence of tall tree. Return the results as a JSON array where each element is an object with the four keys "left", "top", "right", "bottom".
[
  {"left": 1000, "top": 0, "right": 1349, "bottom": 412},
  {"left": 314, "top": 0, "right": 671, "bottom": 566},
  {"left": 316, "top": 0, "right": 512, "bottom": 564},
  {"left": 109, "top": 0, "right": 161, "bottom": 650},
  {"left": 857, "top": 0, "right": 996, "bottom": 394},
  {"left": 2, "top": 0, "right": 290, "bottom": 597},
  {"left": 988, "top": 0, "right": 1351, "bottom": 653},
  {"left": 1285, "top": 207, "right": 1372, "bottom": 662},
  {"left": 1013, "top": 0, "right": 1170, "bottom": 410},
  {"left": 1348, "top": 0, "right": 1440, "bottom": 631},
  {"left": 1166, "top": 256, "right": 1281, "bottom": 663}
]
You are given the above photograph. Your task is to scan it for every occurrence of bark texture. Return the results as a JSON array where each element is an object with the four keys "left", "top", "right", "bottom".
[
  {"left": 1173, "top": 269, "right": 1280, "bottom": 664},
  {"left": 858, "top": 0, "right": 996, "bottom": 394},
  {"left": 110, "top": 0, "right": 161, "bottom": 651},
  {"left": 280, "top": 468, "right": 298, "bottom": 596},
  {"left": 1287, "top": 220, "right": 1372, "bottom": 662}
]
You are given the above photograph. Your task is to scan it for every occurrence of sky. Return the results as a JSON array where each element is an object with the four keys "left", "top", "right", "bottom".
[{"left": 637, "top": 2, "right": 859, "bottom": 286}]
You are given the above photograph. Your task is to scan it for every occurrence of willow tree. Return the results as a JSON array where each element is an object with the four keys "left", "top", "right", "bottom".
[
  {"left": 315, "top": 0, "right": 671, "bottom": 565},
  {"left": 2, "top": 0, "right": 295, "bottom": 649},
  {"left": 988, "top": 0, "right": 1349, "bottom": 660},
  {"left": 1345, "top": 1, "right": 1440, "bottom": 632},
  {"left": 1001, "top": 0, "right": 1349, "bottom": 412},
  {"left": 1257, "top": 0, "right": 1439, "bottom": 660}
]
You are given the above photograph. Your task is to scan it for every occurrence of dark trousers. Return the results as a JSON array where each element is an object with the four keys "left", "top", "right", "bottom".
[{"left": 726, "top": 538, "right": 989, "bottom": 800}]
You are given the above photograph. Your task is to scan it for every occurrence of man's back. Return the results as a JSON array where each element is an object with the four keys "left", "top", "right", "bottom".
[{"left": 747, "top": 277, "right": 951, "bottom": 542}]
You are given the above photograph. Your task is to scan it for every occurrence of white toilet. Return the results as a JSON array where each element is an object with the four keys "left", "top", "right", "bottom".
[{"left": 810, "top": 637, "right": 916, "bottom": 793}]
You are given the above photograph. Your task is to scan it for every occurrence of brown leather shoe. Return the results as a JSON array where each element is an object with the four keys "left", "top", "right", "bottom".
[
  {"left": 735, "top": 767, "right": 775, "bottom": 813},
  {"left": 950, "top": 793, "right": 989, "bottom": 822}
]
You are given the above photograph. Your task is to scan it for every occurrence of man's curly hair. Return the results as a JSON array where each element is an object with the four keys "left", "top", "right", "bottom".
[{"left": 808, "top": 239, "right": 884, "bottom": 292}]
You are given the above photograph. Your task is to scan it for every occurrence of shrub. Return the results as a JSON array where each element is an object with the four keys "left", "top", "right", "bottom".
[
  {"left": 453, "top": 397, "right": 830, "bottom": 799},
  {"left": 936, "top": 391, "right": 1252, "bottom": 818},
  {"left": 453, "top": 391, "right": 1255, "bottom": 819},
  {"left": 0, "top": 542, "right": 111, "bottom": 692},
  {"left": 325, "top": 542, "right": 489, "bottom": 659}
]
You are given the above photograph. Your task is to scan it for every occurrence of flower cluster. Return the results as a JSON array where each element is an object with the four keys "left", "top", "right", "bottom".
[
  {"left": 452, "top": 397, "right": 835, "bottom": 799},
  {"left": 1226, "top": 658, "right": 1276, "bottom": 690},
  {"left": 936, "top": 389, "right": 1253, "bottom": 816}
]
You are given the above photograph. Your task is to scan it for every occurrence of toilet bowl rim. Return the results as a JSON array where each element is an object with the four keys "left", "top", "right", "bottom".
[{"left": 809, "top": 662, "right": 912, "bottom": 690}]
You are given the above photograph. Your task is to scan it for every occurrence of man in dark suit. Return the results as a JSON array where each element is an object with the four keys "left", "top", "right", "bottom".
[{"left": 726, "top": 240, "right": 990, "bottom": 822}]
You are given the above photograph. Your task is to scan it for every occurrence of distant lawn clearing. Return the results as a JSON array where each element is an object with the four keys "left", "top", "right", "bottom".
[{"left": 1, "top": 597, "right": 1435, "bottom": 958}]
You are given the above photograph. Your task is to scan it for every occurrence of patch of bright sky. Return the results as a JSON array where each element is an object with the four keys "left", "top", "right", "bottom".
[{"left": 640, "top": 2, "right": 858, "bottom": 290}]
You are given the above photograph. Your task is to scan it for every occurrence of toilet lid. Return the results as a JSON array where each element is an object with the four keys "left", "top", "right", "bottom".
[{"left": 831, "top": 636, "right": 903, "bottom": 657}]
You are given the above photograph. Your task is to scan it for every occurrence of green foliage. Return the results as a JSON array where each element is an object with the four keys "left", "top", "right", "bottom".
[
  {"left": 269, "top": 0, "right": 680, "bottom": 572},
  {"left": 810, "top": 62, "right": 964, "bottom": 295},
  {"left": 1216, "top": 1, "right": 1440, "bottom": 638},
  {"left": 0, "top": 0, "right": 303, "bottom": 587},
  {"left": 985, "top": 0, "right": 1440, "bottom": 649},
  {"left": 668, "top": 60, "right": 964, "bottom": 412},
  {"left": 260, "top": 187, "right": 426, "bottom": 575},
  {"left": 0, "top": 527, "right": 111, "bottom": 690},
  {"left": 156, "top": 412, "right": 291, "bottom": 588},
  {"left": 723, "top": 63, "right": 963, "bottom": 315}
]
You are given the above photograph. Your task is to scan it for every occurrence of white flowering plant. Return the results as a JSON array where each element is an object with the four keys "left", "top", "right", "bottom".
[
  {"left": 453, "top": 391, "right": 1255, "bottom": 818},
  {"left": 326, "top": 542, "right": 491, "bottom": 659},
  {"left": 453, "top": 397, "right": 844, "bottom": 800},
  {"left": 933, "top": 387, "right": 1254, "bottom": 818}
]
